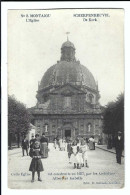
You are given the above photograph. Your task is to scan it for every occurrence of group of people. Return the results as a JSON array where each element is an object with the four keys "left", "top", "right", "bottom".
[
  {"left": 21, "top": 133, "right": 49, "bottom": 183},
  {"left": 21, "top": 131, "right": 123, "bottom": 183},
  {"left": 67, "top": 138, "right": 89, "bottom": 169},
  {"left": 54, "top": 138, "right": 66, "bottom": 151},
  {"left": 53, "top": 136, "right": 95, "bottom": 152},
  {"left": 53, "top": 136, "right": 94, "bottom": 169},
  {"left": 106, "top": 131, "right": 124, "bottom": 165}
]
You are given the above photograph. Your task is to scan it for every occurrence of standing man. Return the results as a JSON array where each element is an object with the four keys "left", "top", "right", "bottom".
[
  {"left": 21, "top": 135, "right": 29, "bottom": 156},
  {"left": 115, "top": 131, "right": 124, "bottom": 164}
]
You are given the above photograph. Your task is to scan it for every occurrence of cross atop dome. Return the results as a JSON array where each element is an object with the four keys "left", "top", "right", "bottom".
[
  {"left": 66, "top": 32, "right": 70, "bottom": 41},
  {"left": 61, "top": 33, "right": 75, "bottom": 49}
]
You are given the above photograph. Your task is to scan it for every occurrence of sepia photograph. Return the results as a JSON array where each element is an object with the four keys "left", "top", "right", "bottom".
[{"left": 7, "top": 8, "right": 124, "bottom": 189}]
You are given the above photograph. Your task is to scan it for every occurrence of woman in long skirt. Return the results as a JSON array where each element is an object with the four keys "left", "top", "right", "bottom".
[
  {"left": 40, "top": 133, "right": 49, "bottom": 158},
  {"left": 88, "top": 136, "right": 95, "bottom": 150}
]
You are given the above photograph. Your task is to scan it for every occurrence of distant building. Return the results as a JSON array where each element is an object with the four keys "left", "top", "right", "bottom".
[{"left": 32, "top": 39, "right": 103, "bottom": 142}]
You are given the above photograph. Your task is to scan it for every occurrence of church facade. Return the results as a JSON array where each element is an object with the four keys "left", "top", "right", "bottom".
[{"left": 32, "top": 39, "right": 103, "bottom": 142}]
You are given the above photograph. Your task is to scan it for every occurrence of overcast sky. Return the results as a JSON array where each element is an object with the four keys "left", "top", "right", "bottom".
[{"left": 8, "top": 9, "right": 124, "bottom": 108}]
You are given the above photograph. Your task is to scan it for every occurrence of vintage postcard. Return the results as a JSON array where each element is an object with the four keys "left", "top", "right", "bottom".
[{"left": 8, "top": 9, "right": 124, "bottom": 189}]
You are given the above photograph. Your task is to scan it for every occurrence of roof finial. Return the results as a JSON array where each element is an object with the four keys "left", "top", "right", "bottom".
[{"left": 66, "top": 32, "right": 70, "bottom": 41}]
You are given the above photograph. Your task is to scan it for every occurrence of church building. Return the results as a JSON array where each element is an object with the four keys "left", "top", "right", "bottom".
[{"left": 32, "top": 38, "right": 103, "bottom": 142}]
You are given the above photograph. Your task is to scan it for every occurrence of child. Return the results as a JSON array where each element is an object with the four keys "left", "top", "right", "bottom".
[
  {"left": 54, "top": 138, "right": 57, "bottom": 149},
  {"left": 59, "top": 138, "right": 62, "bottom": 151},
  {"left": 67, "top": 140, "right": 73, "bottom": 163},
  {"left": 71, "top": 140, "right": 78, "bottom": 169},
  {"left": 60, "top": 139, "right": 66, "bottom": 151},
  {"left": 63, "top": 139, "right": 66, "bottom": 151},
  {"left": 76, "top": 141, "right": 83, "bottom": 169},
  {"left": 80, "top": 139, "right": 89, "bottom": 168},
  {"left": 29, "top": 134, "right": 44, "bottom": 183}
]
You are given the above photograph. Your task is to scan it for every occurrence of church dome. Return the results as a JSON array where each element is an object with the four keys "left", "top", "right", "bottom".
[
  {"left": 39, "top": 61, "right": 97, "bottom": 90},
  {"left": 39, "top": 40, "right": 97, "bottom": 91}
]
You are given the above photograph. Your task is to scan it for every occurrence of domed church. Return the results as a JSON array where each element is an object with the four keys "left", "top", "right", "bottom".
[{"left": 32, "top": 38, "right": 103, "bottom": 142}]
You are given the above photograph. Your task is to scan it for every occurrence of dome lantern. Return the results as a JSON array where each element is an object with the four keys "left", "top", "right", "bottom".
[{"left": 60, "top": 34, "right": 76, "bottom": 62}]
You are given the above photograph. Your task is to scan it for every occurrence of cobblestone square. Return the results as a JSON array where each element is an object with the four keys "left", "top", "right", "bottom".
[{"left": 8, "top": 144, "right": 124, "bottom": 189}]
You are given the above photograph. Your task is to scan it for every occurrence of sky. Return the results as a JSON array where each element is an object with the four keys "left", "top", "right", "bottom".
[{"left": 8, "top": 9, "right": 124, "bottom": 108}]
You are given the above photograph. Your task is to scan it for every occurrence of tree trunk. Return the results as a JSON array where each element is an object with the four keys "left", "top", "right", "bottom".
[
  {"left": 17, "top": 133, "right": 20, "bottom": 148},
  {"left": 8, "top": 132, "right": 12, "bottom": 149}
]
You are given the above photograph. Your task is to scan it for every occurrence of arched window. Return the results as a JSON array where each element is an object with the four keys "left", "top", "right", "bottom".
[
  {"left": 64, "top": 96, "right": 71, "bottom": 108},
  {"left": 37, "top": 119, "right": 40, "bottom": 124},
  {"left": 87, "top": 123, "right": 92, "bottom": 132},
  {"left": 52, "top": 125, "right": 55, "bottom": 134},
  {"left": 45, "top": 124, "right": 48, "bottom": 132},
  {"left": 44, "top": 95, "right": 49, "bottom": 103},
  {"left": 89, "top": 94, "right": 94, "bottom": 103},
  {"left": 44, "top": 123, "right": 48, "bottom": 132}
]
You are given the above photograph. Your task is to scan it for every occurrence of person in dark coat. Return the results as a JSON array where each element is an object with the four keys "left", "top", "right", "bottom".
[
  {"left": 30, "top": 135, "right": 35, "bottom": 148},
  {"left": 21, "top": 136, "right": 29, "bottom": 156},
  {"left": 107, "top": 134, "right": 113, "bottom": 149},
  {"left": 115, "top": 131, "right": 124, "bottom": 164},
  {"left": 29, "top": 134, "right": 44, "bottom": 182}
]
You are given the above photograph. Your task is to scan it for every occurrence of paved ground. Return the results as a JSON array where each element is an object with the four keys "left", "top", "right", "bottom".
[
  {"left": 8, "top": 144, "right": 124, "bottom": 189},
  {"left": 95, "top": 144, "right": 124, "bottom": 156}
]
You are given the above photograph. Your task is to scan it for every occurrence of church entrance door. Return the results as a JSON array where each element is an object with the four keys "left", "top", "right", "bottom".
[{"left": 65, "top": 129, "right": 71, "bottom": 138}]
